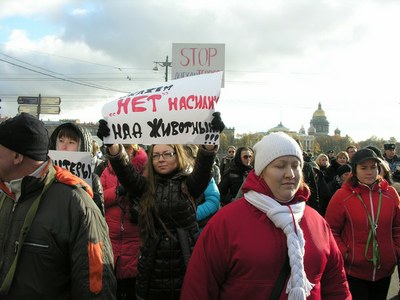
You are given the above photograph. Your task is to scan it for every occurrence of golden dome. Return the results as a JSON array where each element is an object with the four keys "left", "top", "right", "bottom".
[{"left": 312, "top": 102, "right": 326, "bottom": 118}]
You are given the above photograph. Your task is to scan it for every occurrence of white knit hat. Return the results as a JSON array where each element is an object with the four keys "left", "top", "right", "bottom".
[{"left": 253, "top": 132, "right": 304, "bottom": 176}]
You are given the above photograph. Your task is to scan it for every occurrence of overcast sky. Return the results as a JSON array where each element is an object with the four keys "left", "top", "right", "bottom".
[{"left": 1, "top": 0, "right": 400, "bottom": 143}]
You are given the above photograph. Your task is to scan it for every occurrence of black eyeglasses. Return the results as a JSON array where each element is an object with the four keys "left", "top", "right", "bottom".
[
  {"left": 152, "top": 151, "right": 176, "bottom": 161},
  {"left": 228, "top": 151, "right": 235, "bottom": 154},
  {"left": 242, "top": 155, "right": 252, "bottom": 159}
]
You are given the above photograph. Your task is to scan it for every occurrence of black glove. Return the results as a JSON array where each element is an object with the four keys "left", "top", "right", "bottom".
[
  {"left": 97, "top": 119, "right": 111, "bottom": 146},
  {"left": 211, "top": 112, "right": 225, "bottom": 133}
]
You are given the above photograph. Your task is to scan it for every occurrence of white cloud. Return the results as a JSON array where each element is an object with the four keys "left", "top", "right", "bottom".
[
  {"left": 0, "top": 0, "right": 67, "bottom": 18},
  {"left": 1, "top": 0, "right": 400, "bottom": 142}
]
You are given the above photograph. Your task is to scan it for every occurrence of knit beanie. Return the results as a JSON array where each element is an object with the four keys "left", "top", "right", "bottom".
[
  {"left": 337, "top": 164, "right": 352, "bottom": 177},
  {"left": 253, "top": 132, "right": 303, "bottom": 176},
  {"left": 0, "top": 113, "right": 49, "bottom": 161}
]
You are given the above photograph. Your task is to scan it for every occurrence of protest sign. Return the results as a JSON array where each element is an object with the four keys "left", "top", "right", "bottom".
[
  {"left": 101, "top": 71, "right": 223, "bottom": 145},
  {"left": 49, "top": 150, "right": 93, "bottom": 187}
]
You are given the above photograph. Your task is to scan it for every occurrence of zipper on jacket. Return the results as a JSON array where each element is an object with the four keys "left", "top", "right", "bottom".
[
  {"left": 14, "top": 241, "right": 19, "bottom": 253},
  {"left": 23, "top": 242, "right": 49, "bottom": 249},
  {"left": 12, "top": 200, "right": 18, "bottom": 212},
  {"left": 369, "top": 189, "right": 377, "bottom": 281}
]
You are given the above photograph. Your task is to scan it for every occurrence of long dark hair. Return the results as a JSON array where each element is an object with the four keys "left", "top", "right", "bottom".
[{"left": 139, "top": 144, "right": 190, "bottom": 242}]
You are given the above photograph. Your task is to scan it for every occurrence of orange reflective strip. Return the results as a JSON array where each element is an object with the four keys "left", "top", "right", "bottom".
[
  {"left": 88, "top": 241, "right": 103, "bottom": 294},
  {"left": 0, "top": 182, "right": 15, "bottom": 200}
]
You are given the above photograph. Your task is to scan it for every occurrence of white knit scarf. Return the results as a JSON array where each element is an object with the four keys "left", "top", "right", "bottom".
[{"left": 244, "top": 190, "right": 314, "bottom": 300}]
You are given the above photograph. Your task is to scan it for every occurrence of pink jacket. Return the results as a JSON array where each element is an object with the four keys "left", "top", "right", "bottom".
[
  {"left": 181, "top": 170, "right": 350, "bottom": 300},
  {"left": 100, "top": 147, "right": 147, "bottom": 279},
  {"left": 325, "top": 177, "right": 400, "bottom": 281}
]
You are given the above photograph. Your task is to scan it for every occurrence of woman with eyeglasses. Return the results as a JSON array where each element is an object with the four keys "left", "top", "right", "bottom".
[
  {"left": 325, "top": 148, "right": 400, "bottom": 300},
  {"left": 218, "top": 146, "right": 254, "bottom": 206},
  {"left": 96, "top": 113, "right": 224, "bottom": 300}
]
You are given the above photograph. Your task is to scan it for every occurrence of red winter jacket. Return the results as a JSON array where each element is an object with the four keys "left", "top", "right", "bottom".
[
  {"left": 181, "top": 170, "right": 350, "bottom": 300},
  {"left": 100, "top": 147, "right": 147, "bottom": 279},
  {"left": 325, "top": 177, "right": 400, "bottom": 281}
]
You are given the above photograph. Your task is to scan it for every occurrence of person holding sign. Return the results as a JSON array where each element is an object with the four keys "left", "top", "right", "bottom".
[
  {"left": 97, "top": 112, "right": 224, "bottom": 300},
  {"left": 49, "top": 122, "right": 105, "bottom": 216}
]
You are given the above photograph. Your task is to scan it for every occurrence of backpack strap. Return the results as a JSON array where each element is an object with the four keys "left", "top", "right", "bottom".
[
  {"left": 0, "top": 193, "right": 6, "bottom": 213},
  {"left": 0, "top": 166, "right": 56, "bottom": 294}
]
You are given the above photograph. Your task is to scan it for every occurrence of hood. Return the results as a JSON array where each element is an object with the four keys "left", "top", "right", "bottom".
[
  {"left": 230, "top": 146, "right": 253, "bottom": 174},
  {"left": 49, "top": 123, "right": 93, "bottom": 153},
  {"left": 131, "top": 147, "right": 148, "bottom": 174}
]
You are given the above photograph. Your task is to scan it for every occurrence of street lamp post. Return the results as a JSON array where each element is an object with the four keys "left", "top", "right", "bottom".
[{"left": 153, "top": 56, "right": 172, "bottom": 82}]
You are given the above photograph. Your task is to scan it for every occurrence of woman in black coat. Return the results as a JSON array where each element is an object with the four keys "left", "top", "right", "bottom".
[
  {"left": 218, "top": 146, "right": 253, "bottom": 206},
  {"left": 96, "top": 113, "right": 224, "bottom": 300}
]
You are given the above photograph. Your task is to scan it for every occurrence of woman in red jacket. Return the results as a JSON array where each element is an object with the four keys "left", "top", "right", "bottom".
[
  {"left": 325, "top": 148, "right": 400, "bottom": 300},
  {"left": 101, "top": 144, "right": 148, "bottom": 300},
  {"left": 181, "top": 132, "right": 350, "bottom": 300}
]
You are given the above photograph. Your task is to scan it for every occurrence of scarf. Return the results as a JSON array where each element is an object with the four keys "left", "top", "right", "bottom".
[{"left": 244, "top": 190, "right": 314, "bottom": 300}]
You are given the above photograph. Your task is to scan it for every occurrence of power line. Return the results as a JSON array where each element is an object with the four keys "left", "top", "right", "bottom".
[{"left": 0, "top": 55, "right": 131, "bottom": 93}]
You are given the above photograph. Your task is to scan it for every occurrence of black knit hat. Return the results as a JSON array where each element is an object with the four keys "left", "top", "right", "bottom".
[
  {"left": 0, "top": 113, "right": 49, "bottom": 161},
  {"left": 337, "top": 164, "right": 352, "bottom": 177}
]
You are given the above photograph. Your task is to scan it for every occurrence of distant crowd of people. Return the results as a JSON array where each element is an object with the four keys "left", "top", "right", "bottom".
[{"left": 1, "top": 112, "right": 400, "bottom": 299}]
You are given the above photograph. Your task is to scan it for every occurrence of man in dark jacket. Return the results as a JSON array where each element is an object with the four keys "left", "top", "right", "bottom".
[
  {"left": 0, "top": 113, "right": 116, "bottom": 299},
  {"left": 383, "top": 143, "right": 400, "bottom": 182}
]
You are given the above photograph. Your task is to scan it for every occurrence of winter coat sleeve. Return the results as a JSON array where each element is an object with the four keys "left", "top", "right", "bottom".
[
  {"left": 186, "top": 146, "right": 217, "bottom": 199},
  {"left": 320, "top": 222, "right": 352, "bottom": 299},
  {"left": 196, "top": 178, "right": 220, "bottom": 222},
  {"left": 92, "top": 173, "right": 105, "bottom": 216},
  {"left": 325, "top": 190, "right": 349, "bottom": 257},
  {"left": 70, "top": 187, "right": 117, "bottom": 299},
  {"left": 389, "top": 186, "right": 400, "bottom": 259},
  {"left": 108, "top": 145, "right": 147, "bottom": 199}
]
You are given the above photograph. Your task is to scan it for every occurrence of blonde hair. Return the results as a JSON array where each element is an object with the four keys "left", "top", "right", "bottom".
[
  {"left": 315, "top": 153, "right": 330, "bottom": 168},
  {"left": 337, "top": 151, "right": 349, "bottom": 161}
]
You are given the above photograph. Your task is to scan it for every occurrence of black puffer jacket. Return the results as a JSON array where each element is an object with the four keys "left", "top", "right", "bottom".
[
  {"left": 49, "top": 123, "right": 105, "bottom": 215},
  {"left": 218, "top": 147, "right": 253, "bottom": 206},
  {"left": 108, "top": 145, "right": 217, "bottom": 300}
]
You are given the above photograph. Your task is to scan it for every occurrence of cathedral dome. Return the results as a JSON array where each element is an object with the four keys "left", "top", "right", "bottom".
[
  {"left": 312, "top": 102, "right": 326, "bottom": 118},
  {"left": 268, "top": 121, "right": 290, "bottom": 133},
  {"left": 309, "top": 102, "right": 329, "bottom": 135}
]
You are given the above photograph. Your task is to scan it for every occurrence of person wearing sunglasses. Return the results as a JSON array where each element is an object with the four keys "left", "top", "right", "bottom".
[
  {"left": 218, "top": 146, "right": 253, "bottom": 206},
  {"left": 219, "top": 145, "right": 236, "bottom": 177},
  {"left": 96, "top": 112, "right": 224, "bottom": 300}
]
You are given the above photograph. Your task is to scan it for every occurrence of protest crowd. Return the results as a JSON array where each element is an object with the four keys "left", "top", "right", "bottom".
[{"left": 2, "top": 96, "right": 400, "bottom": 299}]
